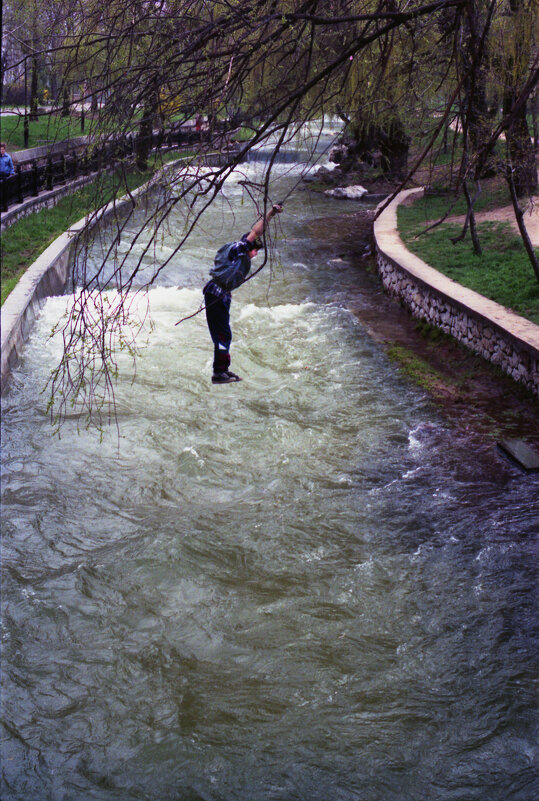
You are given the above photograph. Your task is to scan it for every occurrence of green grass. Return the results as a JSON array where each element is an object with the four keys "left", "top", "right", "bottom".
[
  {"left": 1, "top": 152, "right": 187, "bottom": 305},
  {"left": 398, "top": 209, "right": 539, "bottom": 323},
  {"left": 386, "top": 344, "right": 446, "bottom": 392},
  {"left": 233, "top": 126, "right": 257, "bottom": 141},
  {"left": 0, "top": 114, "right": 92, "bottom": 151},
  {"left": 400, "top": 180, "right": 513, "bottom": 223}
]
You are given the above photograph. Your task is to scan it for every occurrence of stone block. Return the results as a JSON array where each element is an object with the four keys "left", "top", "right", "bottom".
[{"left": 497, "top": 440, "right": 539, "bottom": 472}]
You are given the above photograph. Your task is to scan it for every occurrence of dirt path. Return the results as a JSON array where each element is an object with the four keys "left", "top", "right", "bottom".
[{"left": 435, "top": 202, "right": 539, "bottom": 245}]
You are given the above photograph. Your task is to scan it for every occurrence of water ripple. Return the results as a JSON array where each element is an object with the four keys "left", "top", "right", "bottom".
[{"left": 1, "top": 159, "right": 538, "bottom": 801}]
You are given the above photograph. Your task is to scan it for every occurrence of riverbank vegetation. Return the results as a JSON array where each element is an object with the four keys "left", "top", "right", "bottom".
[
  {"left": 1, "top": 171, "right": 148, "bottom": 304},
  {"left": 397, "top": 172, "right": 539, "bottom": 323},
  {"left": 0, "top": 113, "right": 88, "bottom": 151},
  {"left": 3, "top": 0, "right": 537, "bottom": 428},
  {"left": 399, "top": 215, "right": 539, "bottom": 323}
]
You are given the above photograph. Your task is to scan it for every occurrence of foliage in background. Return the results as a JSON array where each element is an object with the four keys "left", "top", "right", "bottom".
[{"left": 0, "top": 113, "right": 86, "bottom": 150}]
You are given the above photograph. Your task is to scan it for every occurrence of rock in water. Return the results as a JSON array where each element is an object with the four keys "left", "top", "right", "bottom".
[{"left": 324, "top": 185, "right": 368, "bottom": 200}]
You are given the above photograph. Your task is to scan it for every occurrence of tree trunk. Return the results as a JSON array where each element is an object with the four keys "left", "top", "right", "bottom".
[
  {"left": 0, "top": 52, "right": 5, "bottom": 107},
  {"left": 459, "top": 0, "right": 494, "bottom": 177},
  {"left": 136, "top": 92, "right": 159, "bottom": 170},
  {"left": 29, "top": 58, "right": 39, "bottom": 121},
  {"left": 450, "top": 179, "right": 482, "bottom": 256},
  {"left": 503, "top": 91, "right": 538, "bottom": 197},
  {"left": 502, "top": 0, "right": 538, "bottom": 196},
  {"left": 531, "top": 89, "right": 538, "bottom": 151},
  {"left": 50, "top": 72, "right": 58, "bottom": 105},
  {"left": 380, "top": 120, "right": 409, "bottom": 181},
  {"left": 62, "top": 87, "right": 70, "bottom": 117},
  {"left": 507, "top": 168, "right": 539, "bottom": 283}
]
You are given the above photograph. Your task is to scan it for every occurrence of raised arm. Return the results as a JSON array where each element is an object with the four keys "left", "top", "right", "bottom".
[{"left": 246, "top": 203, "right": 283, "bottom": 243}]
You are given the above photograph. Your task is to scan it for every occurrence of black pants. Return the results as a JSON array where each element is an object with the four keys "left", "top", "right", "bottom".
[{"left": 203, "top": 283, "right": 232, "bottom": 372}]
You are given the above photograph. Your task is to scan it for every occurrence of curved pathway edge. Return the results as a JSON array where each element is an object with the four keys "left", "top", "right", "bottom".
[{"left": 374, "top": 188, "right": 539, "bottom": 397}]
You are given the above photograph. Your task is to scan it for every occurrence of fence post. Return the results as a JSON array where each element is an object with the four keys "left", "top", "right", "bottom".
[
  {"left": 46, "top": 158, "right": 53, "bottom": 191},
  {"left": 32, "top": 160, "right": 39, "bottom": 196},
  {"left": 16, "top": 165, "right": 24, "bottom": 204}
]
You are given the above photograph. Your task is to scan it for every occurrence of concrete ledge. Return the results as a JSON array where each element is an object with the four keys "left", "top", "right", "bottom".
[
  {"left": 374, "top": 188, "right": 539, "bottom": 396},
  {"left": 0, "top": 154, "right": 228, "bottom": 393},
  {"left": 12, "top": 137, "right": 91, "bottom": 165},
  {"left": 0, "top": 171, "right": 168, "bottom": 394}
]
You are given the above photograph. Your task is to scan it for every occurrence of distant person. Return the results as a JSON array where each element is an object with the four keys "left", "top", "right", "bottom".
[
  {"left": 195, "top": 114, "right": 204, "bottom": 141},
  {"left": 0, "top": 143, "right": 15, "bottom": 178},
  {"left": 203, "top": 203, "right": 283, "bottom": 384}
]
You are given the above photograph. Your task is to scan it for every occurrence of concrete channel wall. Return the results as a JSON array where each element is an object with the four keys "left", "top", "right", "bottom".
[
  {"left": 1, "top": 196, "right": 136, "bottom": 393},
  {"left": 0, "top": 152, "right": 233, "bottom": 393},
  {"left": 0, "top": 166, "right": 174, "bottom": 393},
  {"left": 12, "top": 137, "right": 91, "bottom": 165},
  {"left": 374, "top": 188, "right": 539, "bottom": 397}
]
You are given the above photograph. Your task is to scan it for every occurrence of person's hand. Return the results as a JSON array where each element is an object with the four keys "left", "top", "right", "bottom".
[{"left": 271, "top": 203, "right": 283, "bottom": 215}]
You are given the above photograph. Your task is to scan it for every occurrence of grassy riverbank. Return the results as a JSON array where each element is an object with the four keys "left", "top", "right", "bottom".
[
  {"left": 398, "top": 189, "right": 539, "bottom": 324},
  {"left": 1, "top": 113, "right": 92, "bottom": 151},
  {"left": 1, "top": 110, "right": 200, "bottom": 151},
  {"left": 0, "top": 152, "right": 186, "bottom": 305}
]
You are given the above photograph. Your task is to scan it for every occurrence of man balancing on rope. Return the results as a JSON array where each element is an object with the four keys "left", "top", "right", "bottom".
[{"left": 203, "top": 203, "right": 283, "bottom": 384}]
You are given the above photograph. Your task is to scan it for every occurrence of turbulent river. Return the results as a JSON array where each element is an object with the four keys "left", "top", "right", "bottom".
[{"left": 1, "top": 143, "right": 538, "bottom": 801}]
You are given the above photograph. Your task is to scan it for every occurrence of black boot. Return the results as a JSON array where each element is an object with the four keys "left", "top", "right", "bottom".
[
  {"left": 212, "top": 370, "right": 242, "bottom": 384},
  {"left": 212, "top": 349, "right": 241, "bottom": 383}
]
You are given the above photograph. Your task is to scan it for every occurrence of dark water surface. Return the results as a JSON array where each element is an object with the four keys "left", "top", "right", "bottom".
[{"left": 1, "top": 155, "right": 538, "bottom": 801}]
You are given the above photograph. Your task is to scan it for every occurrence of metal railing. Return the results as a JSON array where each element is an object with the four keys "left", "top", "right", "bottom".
[{"left": 0, "top": 125, "right": 207, "bottom": 213}]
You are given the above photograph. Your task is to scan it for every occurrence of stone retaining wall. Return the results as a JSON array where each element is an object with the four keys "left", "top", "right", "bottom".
[
  {"left": 1, "top": 173, "right": 101, "bottom": 231},
  {"left": 374, "top": 189, "right": 539, "bottom": 397},
  {"left": 12, "top": 137, "right": 90, "bottom": 165}
]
